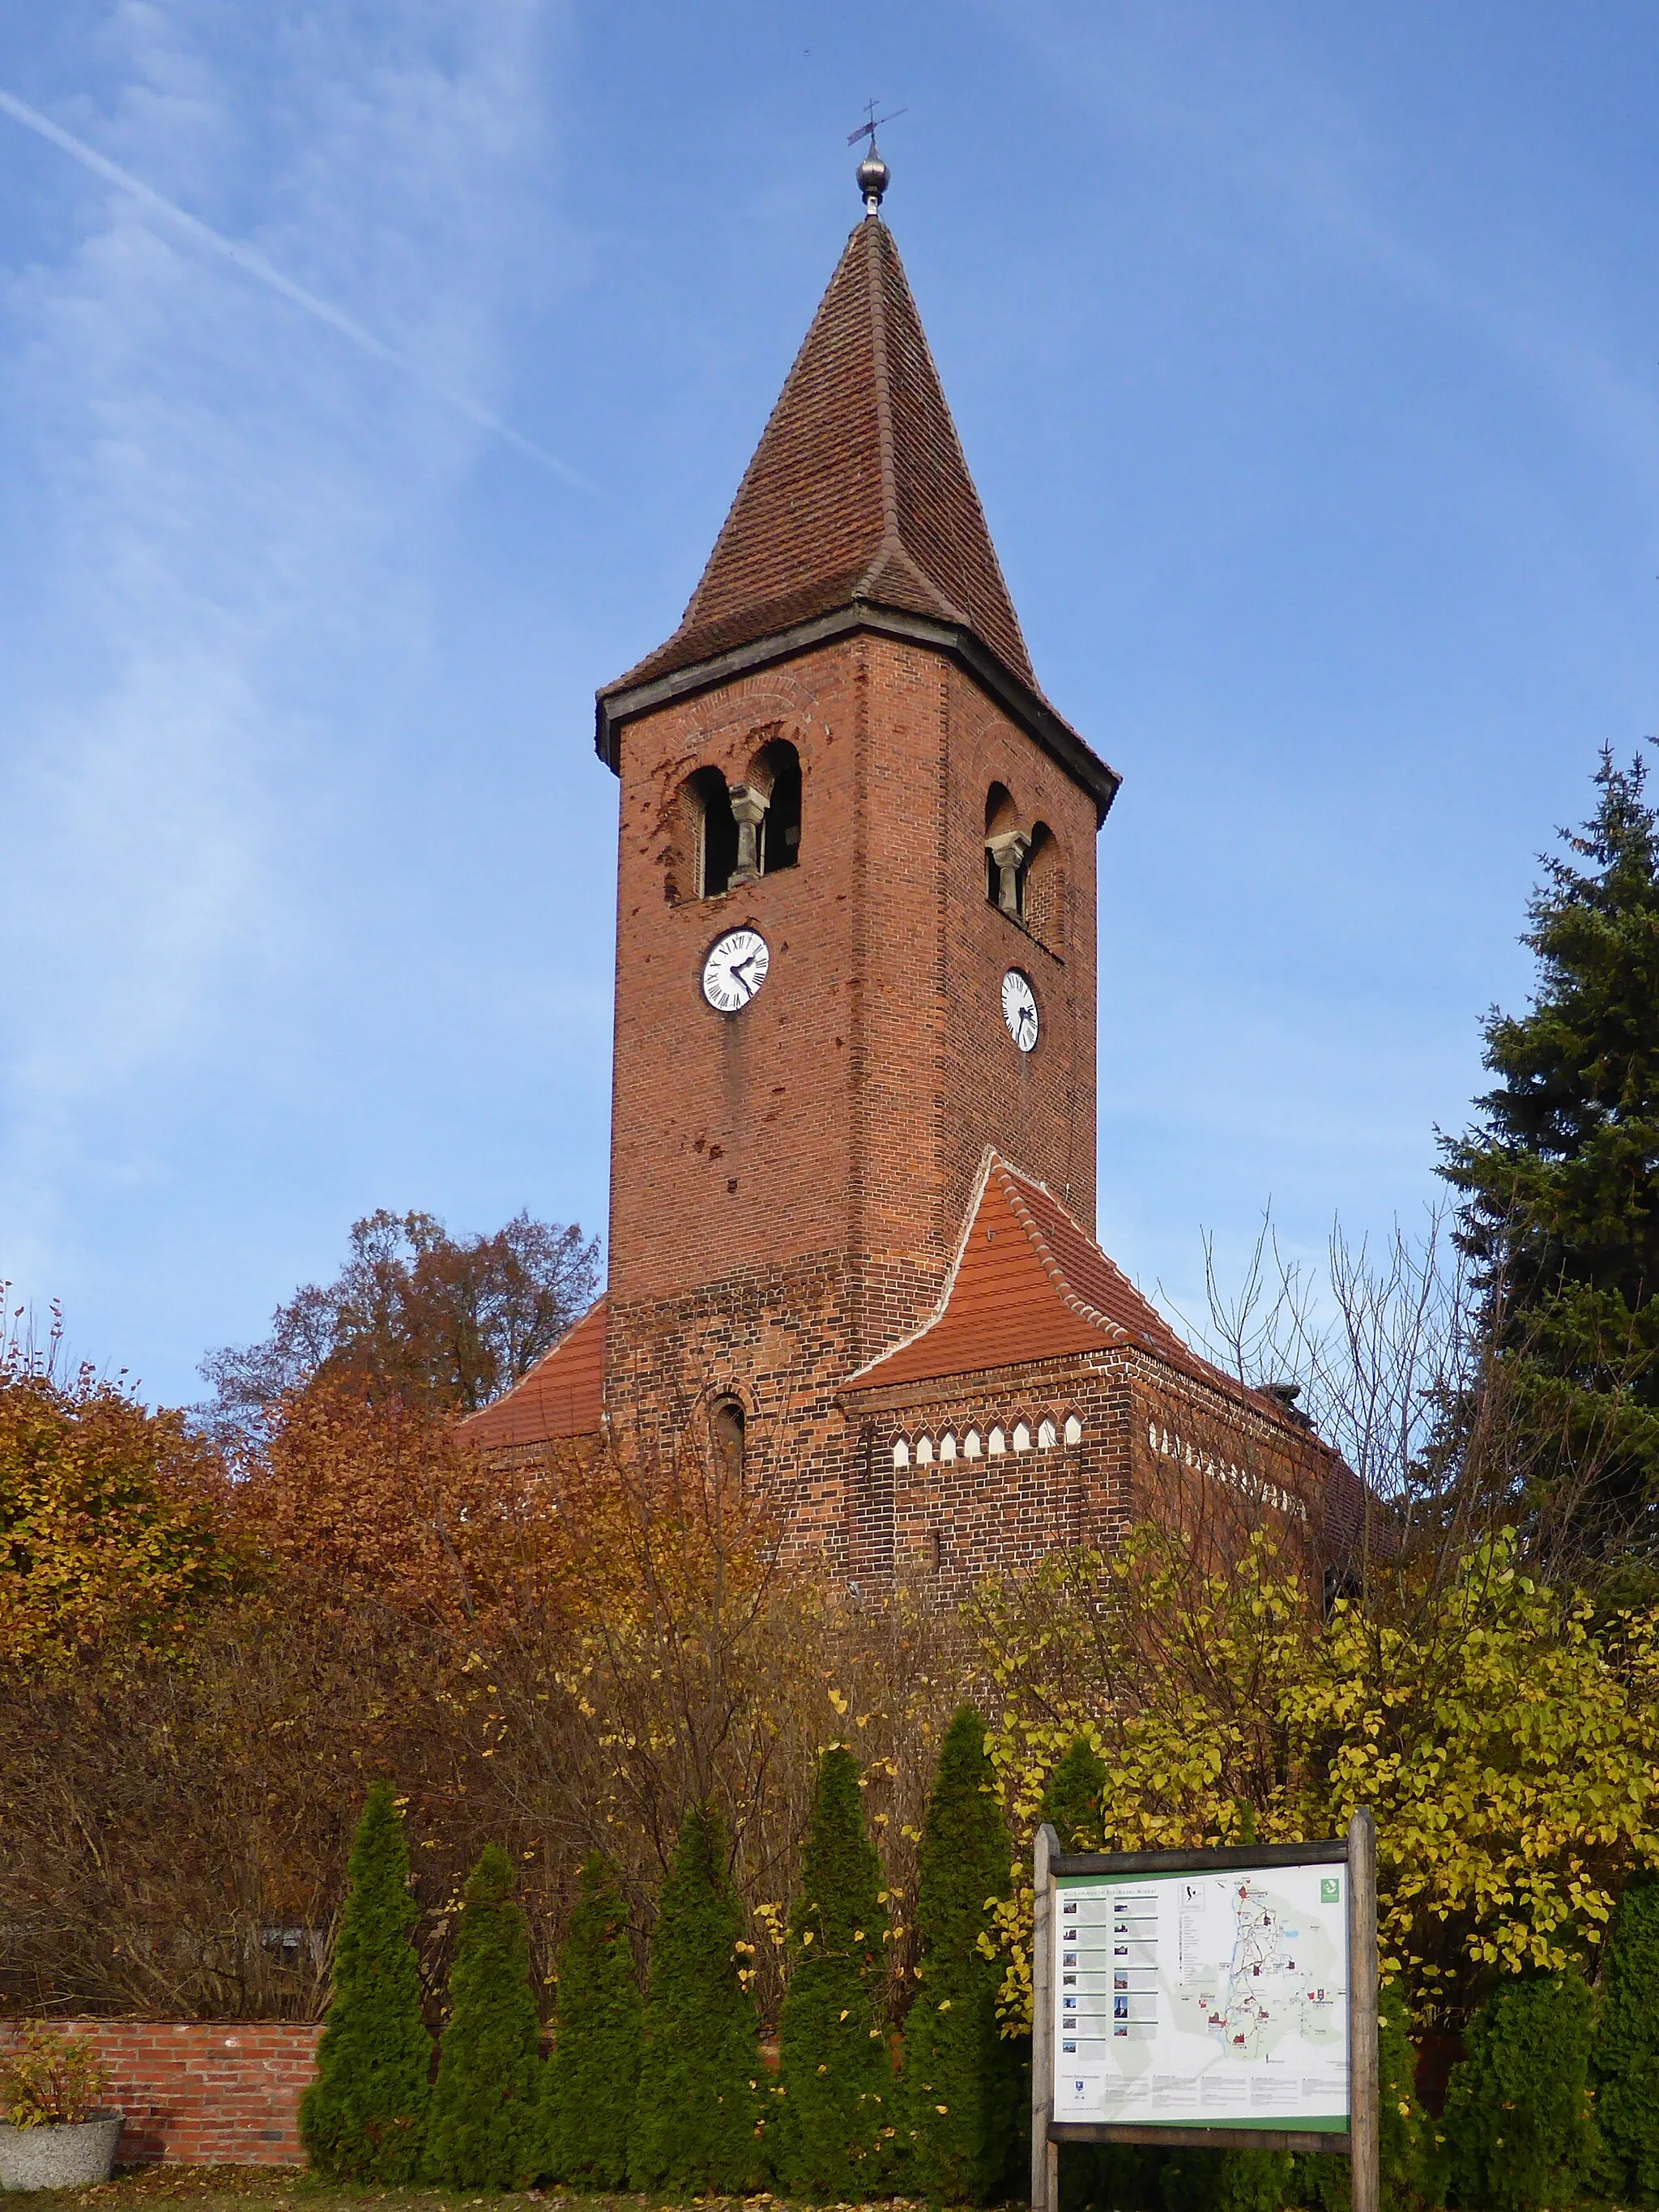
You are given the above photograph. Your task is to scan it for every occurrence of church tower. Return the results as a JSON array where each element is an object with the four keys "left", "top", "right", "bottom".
[
  {"left": 463, "top": 156, "right": 1354, "bottom": 1589},
  {"left": 593, "top": 157, "right": 1115, "bottom": 1558}
]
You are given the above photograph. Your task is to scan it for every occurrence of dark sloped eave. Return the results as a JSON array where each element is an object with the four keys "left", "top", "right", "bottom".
[{"left": 595, "top": 601, "right": 1120, "bottom": 823}]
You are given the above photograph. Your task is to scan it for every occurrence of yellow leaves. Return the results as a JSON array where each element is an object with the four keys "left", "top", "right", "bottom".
[
  {"left": 979, "top": 1524, "right": 1659, "bottom": 2024},
  {"left": 828, "top": 1687, "right": 850, "bottom": 1716}
]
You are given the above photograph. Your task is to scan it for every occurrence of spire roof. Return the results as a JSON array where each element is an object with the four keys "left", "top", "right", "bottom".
[{"left": 608, "top": 216, "right": 1037, "bottom": 696}]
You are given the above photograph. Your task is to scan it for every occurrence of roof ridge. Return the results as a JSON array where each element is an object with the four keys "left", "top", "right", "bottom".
[
  {"left": 992, "top": 1165, "right": 1130, "bottom": 1345},
  {"left": 867, "top": 222, "right": 900, "bottom": 546},
  {"left": 842, "top": 1149, "right": 1002, "bottom": 1385}
]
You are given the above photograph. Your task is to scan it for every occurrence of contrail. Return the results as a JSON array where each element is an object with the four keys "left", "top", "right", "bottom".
[{"left": 0, "top": 84, "right": 592, "bottom": 491}]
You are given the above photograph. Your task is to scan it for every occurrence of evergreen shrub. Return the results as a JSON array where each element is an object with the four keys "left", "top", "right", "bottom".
[
  {"left": 1439, "top": 1971, "right": 1594, "bottom": 2212},
  {"left": 542, "top": 1853, "right": 641, "bottom": 2189},
  {"left": 1306, "top": 1985, "right": 1427, "bottom": 2212},
  {"left": 1041, "top": 1735, "right": 1108, "bottom": 1852},
  {"left": 628, "top": 1802, "right": 766, "bottom": 2194},
  {"left": 904, "top": 1703, "right": 1017, "bottom": 2204},
  {"left": 299, "top": 1782, "right": 433, "bottom": 2183},
  {"left": 777, "top": 1745, "right": 894, "bottom": 2196},
  {"left": 426, "top": 1843, "right": 544, "bottom": 2189},
  {"left": 1594, "top": 1874, "right": 1659, "bottom": 2202}
]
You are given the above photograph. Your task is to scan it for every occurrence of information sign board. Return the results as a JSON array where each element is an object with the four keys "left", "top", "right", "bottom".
[
  {"left": 1030, "top": 1813, "right": 1376, "bottom": 2212},
  {"left": 1052, "top": 1860, "right": 1349, "bottom": 2131}
]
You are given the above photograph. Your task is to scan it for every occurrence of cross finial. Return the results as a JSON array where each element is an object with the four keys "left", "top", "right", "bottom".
[{"left": 847, "top": 99, "right": 905, "bottom": 215}]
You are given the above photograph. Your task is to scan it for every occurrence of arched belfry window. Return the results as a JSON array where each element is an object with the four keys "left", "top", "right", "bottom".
[
  {"left": 984, "top": 783, "right": 1030, "bottom": 919},
  {"left": 1024, "top": 821, "right": 1061, "bottom": 948},
  {"left": 752, "top": 739, "right": 801, "bottom": 876},
  {"left": 685, "top": 768, "right": 740, "bottom": 900},
  {"left": 711, "top": 1398, "right": 746, "bottom": 1485}
]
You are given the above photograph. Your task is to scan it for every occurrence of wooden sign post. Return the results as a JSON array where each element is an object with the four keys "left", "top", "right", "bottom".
[{"left": 1031, "top": 1811, "right": 1378, "bottom": 2212}]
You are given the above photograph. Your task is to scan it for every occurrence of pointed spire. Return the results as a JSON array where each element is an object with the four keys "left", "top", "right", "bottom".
[{"left": 608, "top": 216, "right": 1038, "bottom": 697}]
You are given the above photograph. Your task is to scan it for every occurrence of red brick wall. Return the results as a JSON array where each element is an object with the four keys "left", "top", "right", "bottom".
[
  {"left": 603, "top": 628, "right": 1104, "bottom": 1575},
  {"left": 0, "top": 2021, "right": 322, "bottom": 2167}
]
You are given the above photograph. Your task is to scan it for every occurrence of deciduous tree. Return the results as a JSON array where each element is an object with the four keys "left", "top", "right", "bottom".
[{"left": 201, "top": 1207, "right": 599, "bottom": 1438}]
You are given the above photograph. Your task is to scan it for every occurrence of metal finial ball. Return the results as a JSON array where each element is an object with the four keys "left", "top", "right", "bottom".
[{"left": 857, "top": 151, "right": 889, "bottom": 213}]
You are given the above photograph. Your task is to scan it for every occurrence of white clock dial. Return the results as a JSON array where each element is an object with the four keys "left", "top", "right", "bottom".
[
  {"left": 702, "top": 927, "right": 770, "bottom": 1013},
  {"left": 1001, "top": 967, "right": 1039, "bottom": 1052}
]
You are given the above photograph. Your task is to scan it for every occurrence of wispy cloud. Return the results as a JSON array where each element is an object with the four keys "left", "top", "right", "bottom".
[
  {"left": 0, "top": 80, "right": 586, "bottom": 488},
  {"left": 0, "top": 0, "right": 563, "bottom": 1299}
]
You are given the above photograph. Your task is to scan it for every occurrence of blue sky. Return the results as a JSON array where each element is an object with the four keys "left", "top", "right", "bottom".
[{"left": 1, "top": 1, "right": 1655, "bottom": 1406}]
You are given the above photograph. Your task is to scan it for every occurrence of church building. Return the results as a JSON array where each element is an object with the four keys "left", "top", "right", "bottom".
[{"left": 463, "top": 151, "right": 1356, "bottom": 1588}]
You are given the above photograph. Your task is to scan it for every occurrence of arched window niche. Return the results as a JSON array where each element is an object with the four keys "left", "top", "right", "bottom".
[
  {"left": 984, "top": 784, "right": 1028, "bottom": 917},
  {"left": 711, "top": 1397, "right": 746, "bottom": 1485},
  {"left": 748, "top": 736, "right": 802, "bottom": 876},
  {"left": 678, "top": 767, "right": 740, "bottom": 901},
  {"left": 1024, "top": 822, "right": 1064, "bottom": 949}
]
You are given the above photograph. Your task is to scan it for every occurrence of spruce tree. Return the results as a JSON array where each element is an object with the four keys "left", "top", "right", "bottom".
[
  {"left": 1594, "top": 1874, "right": 1659, "bottom": 2201},
  {"left": 1438, "top": 1971, "right": 1595, "bottom": 2212},
  {"left": 777, "top": 1745, "right": 894, "bottom": 2196},
  {"left": 542, "top": 1854, "right": 642, "bottom": 2189},
  {"left": 628, "top": 1802, "right": 767, "bottom": 2194},
  {"left": 1040, "top": 1735, "right": 1107, "bottom": 1851},
  {"left": 903, "top": 1703, "right": 1017, "bottom": 2205},
  {"left": 1440, "top": 746, "right": 1659, "bottom": 1544},
  {"left": 300, "top": 1782, "right": 433, "bottom": 2183},
  {"left": 426, "top": 1843, "right": 545, "bottom": 2189}
]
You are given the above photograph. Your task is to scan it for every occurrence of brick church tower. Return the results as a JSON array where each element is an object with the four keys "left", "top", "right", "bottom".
[{"left": 463, "top": 156, "right": 1358, "bottom": 1586}]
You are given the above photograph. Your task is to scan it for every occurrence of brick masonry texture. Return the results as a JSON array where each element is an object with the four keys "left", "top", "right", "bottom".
[{"left": 0, "top": 2021, "right": 322, "bottom": 2167}]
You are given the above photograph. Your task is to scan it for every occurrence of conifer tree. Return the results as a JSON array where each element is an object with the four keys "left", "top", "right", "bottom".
[
  {"left": 903, "top": 1704, "right": 1017, "bottom": 2205},
  {"left": 628, "top": 1803, "right": 766, "bottom": 2194},
  {"left": 1438, "top": 1971, "right": 1595, "bottom": 2212},
  {"left": 1440, "top": 746, "right": 1659, "bottom": 1542},
  {"left": 1040, "top": 1735, "right": 1107, "bottom": 1851},
  {"left": 426, "top": 1843, "right": 544, "bottom": 2189},
  {"left": 299, "top": 1782, "right": 433, "bottom": 2183},
  {"left": 542, "top": 1854, "right": 642, "bottom": 2189},
  {"left": 777, "top": 1745, "right": 893, "bottom": 2196},
  {"left": 1593, "top": 1875, "right": 1659, "bottom": 2201}
]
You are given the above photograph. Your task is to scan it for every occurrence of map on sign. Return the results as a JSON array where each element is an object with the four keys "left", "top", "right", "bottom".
[{"left": 1051, "top": 1865, "right": 1349, "bottom": 2132}]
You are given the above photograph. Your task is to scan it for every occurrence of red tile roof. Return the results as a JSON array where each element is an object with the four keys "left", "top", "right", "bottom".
[
  {"left": 843, "top": 1156, "right": 1299, "bottom": 1434},
  {"left": 458, "top": 1297, "right": 606, "bottom": 1450},
  {"left": 604, "top": 216, "right": 1036, "bottom": 697}
]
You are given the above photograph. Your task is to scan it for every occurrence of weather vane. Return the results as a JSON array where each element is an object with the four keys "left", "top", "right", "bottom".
[{"left": 847, "top": 97, "right": 906, "bottom": 215}]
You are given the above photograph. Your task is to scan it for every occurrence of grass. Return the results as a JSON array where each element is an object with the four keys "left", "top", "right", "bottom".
[{"left": 27, "top": 2173, "right": 920, "bottom": 2212}]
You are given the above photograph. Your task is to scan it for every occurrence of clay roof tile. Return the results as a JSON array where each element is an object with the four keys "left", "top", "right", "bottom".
[
  {"left": 604, "top": 218, "right": 1035, "bottom": 697},
  {"left": 457, "top": 1297, "right": 606, "bottom": 1450}
]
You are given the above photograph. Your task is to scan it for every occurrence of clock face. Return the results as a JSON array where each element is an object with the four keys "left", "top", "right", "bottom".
[
  {"left": 702, "top": 927, "right": 770, "bottom": 1013},
  {"left": 1001, "top": 967, "right": 1039, "bottom": 1052}
]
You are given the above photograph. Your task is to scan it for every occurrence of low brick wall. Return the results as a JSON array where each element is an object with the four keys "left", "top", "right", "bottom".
[{"left": 0, "top": 2021, "right": 322, "bottom": 2166}]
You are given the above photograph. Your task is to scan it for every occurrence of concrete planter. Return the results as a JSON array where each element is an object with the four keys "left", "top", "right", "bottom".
[{"left": 0, "top": 2112, "right": 123, "bottom": 2189}]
